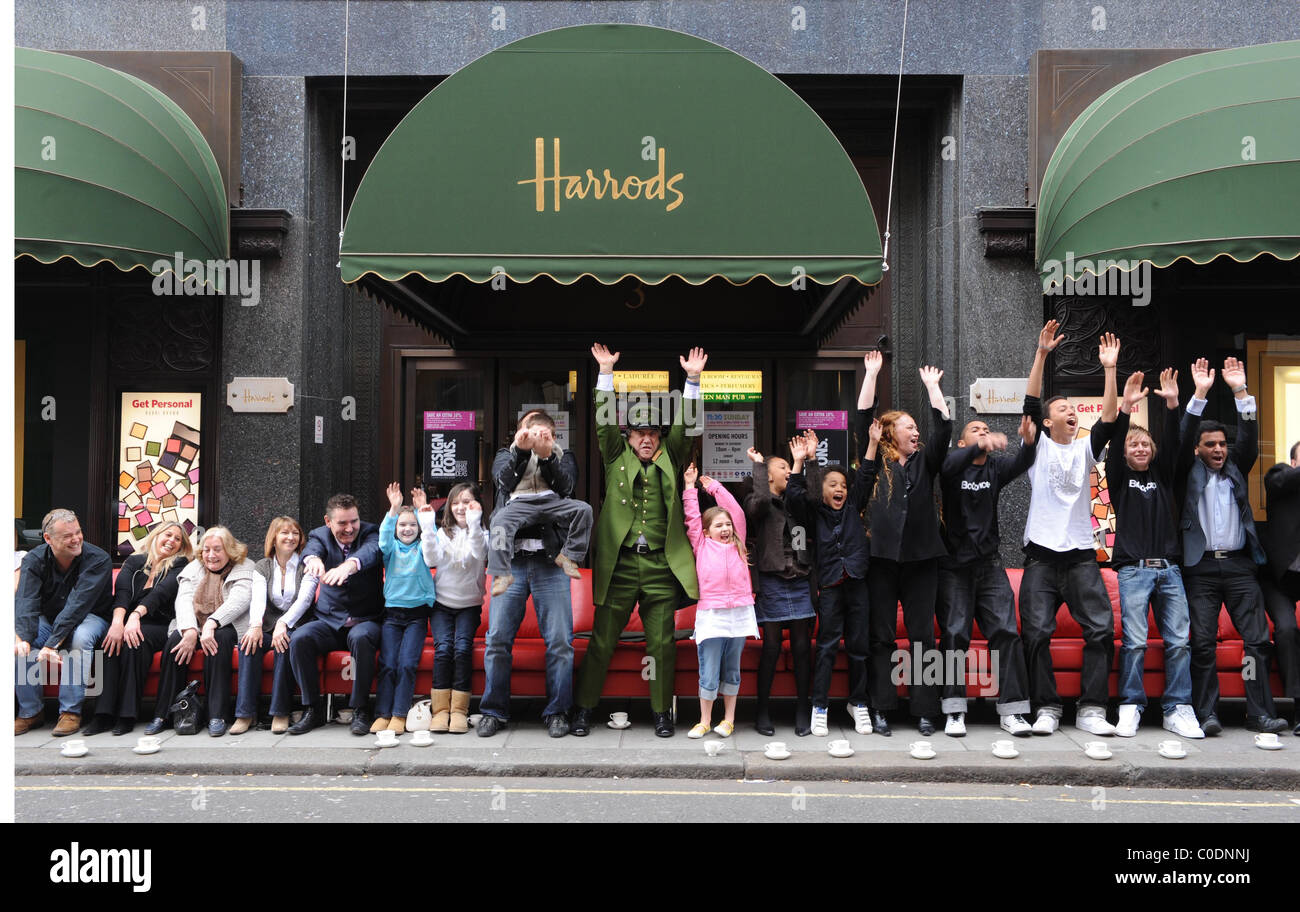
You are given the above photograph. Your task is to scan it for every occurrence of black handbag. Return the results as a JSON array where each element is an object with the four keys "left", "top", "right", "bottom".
[{"left": 169, "top": 680, "right": 204, "bottom": 735}]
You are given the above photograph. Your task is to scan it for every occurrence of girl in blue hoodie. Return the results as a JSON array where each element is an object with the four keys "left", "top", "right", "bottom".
[{"left": 372, "top": 482, "right": 437, "bottom": 734}]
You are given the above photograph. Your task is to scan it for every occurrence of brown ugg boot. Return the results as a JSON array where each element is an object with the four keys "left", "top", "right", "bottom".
[
  {"left": 430, "top": 688, "right": 452, "bottom": 733},
  {"left": 387, "top": 716, "right": 406, "bottom": 734},
  {"left": 369, "top": 716, "right": 391, "bottom": 733},
  {"left": 449, "top": 690, "right": 472, "bottom": 734}
]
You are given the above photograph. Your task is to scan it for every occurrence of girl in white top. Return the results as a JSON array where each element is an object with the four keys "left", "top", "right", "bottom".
[{"left": 417, "top": 483, "right": 489, "bottom": 733}]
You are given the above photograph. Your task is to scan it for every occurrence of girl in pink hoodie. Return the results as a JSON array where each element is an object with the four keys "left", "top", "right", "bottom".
[{"left": 683, "top": 462, "right": 759, "bottom": 739}]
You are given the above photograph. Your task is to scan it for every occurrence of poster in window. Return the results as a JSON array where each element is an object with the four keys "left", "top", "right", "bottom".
[
  {"left": 423, "top": 410, "right": 478, "bottom": 483},
  {"left": 796, "top": 410, "right": 848, "bottom": 466},
  {"left": 117, "top": 393, "right": 202, "bottom": 558}
]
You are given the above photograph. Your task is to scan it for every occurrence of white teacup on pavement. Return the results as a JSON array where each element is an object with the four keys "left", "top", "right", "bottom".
[
  {"left": 61, "top": 739, "right": 88, "bottom": 758},
  {"left": 375, "top": 730, "right": 399, "bottom": 747},
  {"left": 1157, "top": 739, "right": 1186, "bottom": 759},
  {"left": 991, "top": 739, "right": 1019, "bottom": 759},
  {"left": 411, "top": 730, "right": 434, "bottom": 747},
  {"left": 1254, "top": 732, "right": 1282, "bottom": 750},
  {"left": 827, "top": 739, "right": 854, "bottom": 758},
  {"left": 909, "top": 740, "right": 936, "bottom": 760},
  {"left": 1084, "top": 741, "right": 1113, "bottom": 760},
  {"left": 764, "top": 741, "right": 790, "bottom": 760}
]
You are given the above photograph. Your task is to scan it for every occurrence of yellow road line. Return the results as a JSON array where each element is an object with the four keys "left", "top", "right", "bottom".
[{"left": 14, "top": 784, "right": 1299, "bottom": 808}]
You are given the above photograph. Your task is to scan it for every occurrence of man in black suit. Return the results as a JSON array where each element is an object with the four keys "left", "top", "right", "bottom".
[
  {"left": 1262, "top": 439, "right": 1300, "bottom": 733},
  {"left": 1176, "top": 358, "right": 1286, "bottom": 735},
  {"left": 288, "top": 493, "right": 384, "bottom": 735}
]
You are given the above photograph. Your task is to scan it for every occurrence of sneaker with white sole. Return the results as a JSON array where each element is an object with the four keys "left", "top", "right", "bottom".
[
  {"left": 1032, "top": 711, "right": 1059, "bottom": 735},
  {"left": 810, "top": 706, "right": 829, "bottom": 737},
  {"left": 1115, "top": 704, "right": 1140, "bottom": 737},
  {"left": 1000, "top": 714, "right": 1033, "bottom": 737},
  {"left": 1162, "top": 704, "right": 1205, "bottom": 740},
  {"left": 847, "top": 703, "right": 872, "bottom": 735},
  {"left": 944, "top": 712, "right": 966, "bottom": 737},
  {"left": 1075, "top": 707, "right": 1116, "bottom": 736}
]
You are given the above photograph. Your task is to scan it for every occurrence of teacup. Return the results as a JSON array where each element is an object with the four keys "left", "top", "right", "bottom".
[
  {"left": 910, "top": 740, "right": 932, "bottom": 753},
  {"left": 610, "top": 712, "right": 629, "bottom": 727},
  {"left": 827, "top": 739, "right": 852, "bottom": 753},
  {"left": 411, "top": 731, "right": 434, "bottom": 746},
  {"left": 1085, "top": 741, "right": 1112, "bottom": 759},
  {"left": 375, "top": 730, "right": 399, "bottom": 746},
  {"left": 1254, "top": 732, "right": 1281, "bottom": 748},
  {"left": 704, "top": 741, "right": 723, "bottom": 757},
  {"left": 1158, "top": 739, "right": 1184, "bottom": 755},
  {"left": 136, "top": 736, "right": 160, "bottom": 750},
  {"left": 992, "top": 739, "right": 1015, "bottom": 754},
  {"left": 765, "top": 741, "right": 788, "bottom": 755},
  {"left": 61, "top": 739, "right": 87, "bottom": 756}
]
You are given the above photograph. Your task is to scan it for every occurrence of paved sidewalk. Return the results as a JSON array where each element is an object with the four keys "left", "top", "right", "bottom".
[{"left": 16, "top": 704, "right": 1300, "bottom": 788}]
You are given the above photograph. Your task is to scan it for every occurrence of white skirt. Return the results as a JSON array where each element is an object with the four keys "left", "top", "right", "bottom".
[{"left": 693, "top": 603, "right": 759, "bottom": 642}]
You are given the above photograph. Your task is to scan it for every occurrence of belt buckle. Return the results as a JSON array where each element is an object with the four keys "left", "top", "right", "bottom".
[
  {"left": 635, "top": 543, "right": 650, "bottom": 555},
  {"left": 1142, "top": 559, "right": 1164, "bottom": 569},
  {"left": 1213, "top": 549, "right": 1229, "bottom": 560}
]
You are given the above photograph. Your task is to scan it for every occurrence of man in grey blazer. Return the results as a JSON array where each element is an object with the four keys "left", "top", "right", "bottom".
[{"left": 1175, "top": 357, "right": 1286, "bottom": 736}]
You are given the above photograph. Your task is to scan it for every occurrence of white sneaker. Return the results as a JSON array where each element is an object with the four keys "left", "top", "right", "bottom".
[
  {"left": 1163, "top": 704, "right": 1206, "bottom": 740},
  {"left": 1075, "top": 708, "right": 1116, "bottom": 736},
  {"left": 1115, "top": 704, "right": 1140, "bottom": 737},
  {"left": 1032, "top": 711, "right": 1059, "bottom": 735},
  {"left": 847, "top": 703, "right": 872, "bottom": 735},
  {"left": 810, "top": 706, "right": 829, "bottom": 737},
  {"left": 1000, "top": 714, "right": 1033, "bottom": 737},
  {"left": 944, "top": 712, "right": 966, "bottom": 737}
]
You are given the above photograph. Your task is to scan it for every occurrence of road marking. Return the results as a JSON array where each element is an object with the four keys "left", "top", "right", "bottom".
[{"left": 14, "top": 784, "right": 1300, "bottom": 808}]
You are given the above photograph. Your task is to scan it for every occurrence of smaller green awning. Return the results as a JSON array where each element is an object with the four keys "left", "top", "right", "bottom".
[
  {"left": 15, "top": 48, "right": 229, "bottom": 285},
  {"left": 1037, "top": 40, "right": 1300, "bottom": 287},
  {"left": 340, "top": 24, "right": 882, "bottom": 288}
]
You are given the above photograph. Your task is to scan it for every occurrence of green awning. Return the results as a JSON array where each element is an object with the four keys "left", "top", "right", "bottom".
[
  {"left": 1037, "top": 39, "right": 1300, "bottom": 287},
  {"left": 15, "top": 47, "right": 229, "bottom": 285},
  {"left": 340, "top": 24, "right": 882, "bottom": 287}
]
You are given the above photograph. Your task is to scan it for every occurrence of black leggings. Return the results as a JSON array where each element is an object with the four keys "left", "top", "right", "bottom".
[{"left": 757, "top": 618, "right": 812, "bottom": 705}]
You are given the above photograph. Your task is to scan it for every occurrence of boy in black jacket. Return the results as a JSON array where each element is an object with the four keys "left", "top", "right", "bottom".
[{"left": 937, "top": 415, "right": 1037, "bottom": 737}]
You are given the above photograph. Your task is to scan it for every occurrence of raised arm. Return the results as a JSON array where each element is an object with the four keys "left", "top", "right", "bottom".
[
  {"left": 744, "top": 449, "right": 772, "bottom": 518},
  {"left": 858, "top": 350, "right": 883, "bottom": 410},
  {"left": 682, "top": 462, "right": 704, "bottom": 552},
  {"left": 669, "top": 346, "right": 708, "bottom": 467},
  {"left": 1098, "top": 332, "right": 1120, "bottom": 425},
  {"left": 1221, "top": 356, "right": 1259, "bottom": 476},
  {"left": 704, "top": 477, "right": 747, "bottom": 545},
  {"left": 592, "top": 342, "right": 627, "bottom": 465},
  {"left": 1025, "top": 320, "right": 1063, "bottom": 400},
  {"left": 1153, "top": 368, "right": 1181, "bottom": 483},
  {"left": 920, "top": 365, "right": 952, "bottom": 475},
  {"left": 997, "top": 416, "right": 1039, "bottom": 485}
]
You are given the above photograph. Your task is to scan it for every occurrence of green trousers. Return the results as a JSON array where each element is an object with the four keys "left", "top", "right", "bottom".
[{"left": 576, "top": 549, "right": 679, "bottom": 712}]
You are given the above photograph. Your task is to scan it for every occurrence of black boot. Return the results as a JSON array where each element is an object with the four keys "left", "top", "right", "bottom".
[
  {"left": 754, "top": 701, "right": 775, "bottom": 736},
  {"left": 794, "top": 699, "right": 813, "bottom": 737},
  {"left": 288, "top": 704, "right": 326, "bottom": 735}
]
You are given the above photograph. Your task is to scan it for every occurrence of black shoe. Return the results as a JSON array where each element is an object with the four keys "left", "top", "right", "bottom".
[
  {"left": 569, "top": 707, "right": 592, "bottom": 737},
  {"left": 917, "top": 716, "right": 936, "bottom": 736},
  {"left": 287, "top": 705, "right": 325, "bottom": 735},
  {"left": 112, "top": 718, "right": 135, "bottom": 736},
  {"left": 872, "top": 711, "right": 892, "bottom": 737},
  {"left": 546, "top": 714, "right": 570, "bottom": 738},
  {"left": 81, "top": 715, "right": 114, "bottom": 737},
  {"left": 653, "top": 711, "right": 675, "bottom": 738},
  {"left": 1294, "top": 721, "right": 1300, "bottom": 737},
  {"left": 144, "top": 716, "right": 171, "bottom": 736},
  {"left": 1245, "top": 715, "right": 1288, "bottom": 734},
  {"left": 794, "top": 700, "right": 812, "bottom": 737},
  {"left": 754, "top": 705, "right": 775, "bottom": 737},
  {"left": 207, "top": 717, "right": 228, "bottom": 737},
  {"left": 349, "top": 709, "right": 371, "bottom": 736},
  {"left": 1200, "top": 714, "right": 1223, "bottom": 736},
  {"left": 476, "top": 715, "right": 505, "bottom": 738}
]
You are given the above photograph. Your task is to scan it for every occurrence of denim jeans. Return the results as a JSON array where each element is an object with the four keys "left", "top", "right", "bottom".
[
  {"left": 480, "top": 553, "right": 574, "bottom": 721},
  {"left": 430, "top": 603, "right": 482, "bottom": 692},
  {"left": 15, "top": 613, "right": 110, "bottom": 716},
  {"left": 1117, "top": 563, "right": 1192, "bottom": 712},
  {"left": 696, "top": 636, "right": 744, "bottom": 700},
  {"left": 234, "top": 628, "right": 298, "bottom": 719},
  {"left": 375, "top": 616, "right": 429, "bottom": 718}
]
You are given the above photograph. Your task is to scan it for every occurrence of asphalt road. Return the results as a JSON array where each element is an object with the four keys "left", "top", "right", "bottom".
[{"left": 16, "top": 775, "right": 1300, "bottom": 823}]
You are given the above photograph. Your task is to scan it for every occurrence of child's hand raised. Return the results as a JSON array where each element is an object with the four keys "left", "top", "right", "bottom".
[
  {"left": 683, "top": 462, "right": 698, "bottom": 487},
  {"left": 411, "top": 486, "right": 427, "bottom": 511},
  {"left": 700, "top": 475, "right": 717, "bottom": 489},
  {"left": 746, "top": 447, "right": 764, "bottom": 464},
  {"left": 385, "top": 482, "right": 404, "bottom": 511}
]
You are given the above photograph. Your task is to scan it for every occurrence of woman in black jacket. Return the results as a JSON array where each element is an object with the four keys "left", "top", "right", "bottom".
[
  {"left": 82, "top": 523, "right": 192, "bottom": 736},
  {"left": 862, "top": 365, "right": 953, "bottom": 736}
]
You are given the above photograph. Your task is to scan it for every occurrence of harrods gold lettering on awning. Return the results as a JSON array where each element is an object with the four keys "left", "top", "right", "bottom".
[{"left": 339, "top": 24, "right": 882, "bottom": 288}]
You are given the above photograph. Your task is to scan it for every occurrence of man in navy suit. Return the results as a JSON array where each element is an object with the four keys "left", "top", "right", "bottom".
[
  {"left": 288, "top": 493, "right": 384, "bottom": 735},
  {"left": 1176, "top": 357, "right": 1286, "bottom": 736}
]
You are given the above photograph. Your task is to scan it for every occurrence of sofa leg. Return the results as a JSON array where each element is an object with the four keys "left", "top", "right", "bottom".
[
  {"left": 671, "top": 695, "right": 677, "bottom": 723},
  {"left": 326, "top": 693, "right": 333, "bottom": 721}
]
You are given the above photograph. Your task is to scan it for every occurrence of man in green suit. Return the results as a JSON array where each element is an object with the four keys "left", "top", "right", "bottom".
[{"left": 570, "top": 343, "right": 706, "bottom": 737}]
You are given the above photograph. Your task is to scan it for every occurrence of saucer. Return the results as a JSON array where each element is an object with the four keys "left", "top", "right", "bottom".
[
  {"left": 1158, "top": 746, "right": 1187, "bottom": 760},
  {"left": 410, "top": 736, "right": 434, "bottom": 747},
  {"left": 607, "top": 720, "right": 631, "bottom": 730},
  {"left": 132, "top": 745, "right": 160, "bottom": 755},
  {"left": 991, "top": 747, "right": 1019, "bottom": 759},
  {"left": 1254, "top": 741, "right": 1283, "bottom": 751},
  {"left": 374, "top": 738, "right": 399, "bottom": 749},
  {"left": 61, "top": 746, "right": 89, "bottom": 758},
  {"left": 764, "top": 749, "right": 792, "bottom": 761},
  {"left": 909, "top": 748, "right": 936, "bottom": 760},
  {"left": 1085, "top": 748, "right": 1113, "bottom": 760},
  {"left": 828, "top": 746, "right": 855, "bottom": 758}
]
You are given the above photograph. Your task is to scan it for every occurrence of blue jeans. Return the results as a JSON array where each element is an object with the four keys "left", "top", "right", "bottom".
[
  {"left": 480, "top": 553, "right": 573, "bottom": 721},
  {"left": 234, "top": 629, "right": 297, "bottom": 718},
  {"left": 375, "top": 616, "right": 429, "bottom": 718},
  {"left": 697, "top": 636, "right": 744, "bottom": 700},
  {"left": 1117, "top": 563, "right": 1192, "bottom": 712},
  {"left": 430, "top": 603, "right": 482, "bottom": 692},
  {"left": 15, "top": 613, "right": 110, "bottom": 716}
]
